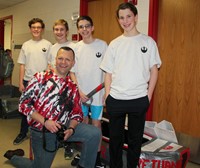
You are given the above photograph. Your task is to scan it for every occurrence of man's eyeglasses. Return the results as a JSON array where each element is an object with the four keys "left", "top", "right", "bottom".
[
  {"left": 78, "top": 24, "right": 91, "bottom": 30},
  {"left": 31, "top": 26, "right": 42, "bottom": 30}
]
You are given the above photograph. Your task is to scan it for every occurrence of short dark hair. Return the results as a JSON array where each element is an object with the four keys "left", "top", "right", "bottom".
[
  {"left": 53, "top": 19, "right": 69, "bottom": 31},
  {"left": 116, "top": 2, "right": 138, "bottom": 18},
  {"left": 76, "top": 15, "right": 93, "bottom": 28},
  {"left": 28, "top": 18, "right": 45, "bottom": 28},
  {"left": 58, "top": 46, "right": 75, "bottom": 60}
]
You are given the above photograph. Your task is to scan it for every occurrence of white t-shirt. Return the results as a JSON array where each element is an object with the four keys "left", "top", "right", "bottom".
[
  {"left": 49, "top": 41, "right": 75, "bottom": 67},
  {"left": 100, "top": 33, "right": 162, "bottom": 100},
  {"left": 17, "top": 39, "right": 52, "bottom": 81},
  {"left": 71, "top": 39, "right": 107, "bottom": 106}
]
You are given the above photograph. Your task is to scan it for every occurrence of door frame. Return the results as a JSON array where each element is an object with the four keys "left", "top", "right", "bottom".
[
  {"left": 0, "top": 15, "right": 13, "bottom": 50},
  {"left": 0, "top": 20, "right": 4, "bottom": 48}
]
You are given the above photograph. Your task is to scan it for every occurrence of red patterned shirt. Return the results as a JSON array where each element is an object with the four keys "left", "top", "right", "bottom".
[{"left": 19, "top": 70, "right": 83, "bottom": 130}]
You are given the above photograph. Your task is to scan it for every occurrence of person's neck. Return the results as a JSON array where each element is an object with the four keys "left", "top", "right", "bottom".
[
  {"left": 54, "top": 69, "right": 68, "bottom": 78},
  {"left": 124, "top": 29, "right": 140, "bottom": 37},
  {"left": 32, "top": 36, "right": 42, "bottom": 41},
  {"left": 83, "top": 36, "right": 95, "bottom": 44},
  {"left": 57, "top": 39, "right": 68, "bottom": 44}
]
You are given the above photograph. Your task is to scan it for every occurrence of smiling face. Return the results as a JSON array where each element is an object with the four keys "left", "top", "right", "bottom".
[
  {"left": 55, "top": 48, "right": 75, "bottom": 78},
  {"left": 77, "top": 19, "right": 94, "bottom": 39},
  {"left": 30, "top": 22, "right": 44, "bottom": 40},
  {"left": 118, "top": 8, "right": 138, "bottom": 36},
  {"left": 53, "top": 24, "right": 68, "bottom": 43}
]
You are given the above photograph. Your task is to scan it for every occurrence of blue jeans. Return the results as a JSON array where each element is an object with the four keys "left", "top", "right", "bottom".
[{"left": 10, "top": 123, "right": 101, "bottom": 168}]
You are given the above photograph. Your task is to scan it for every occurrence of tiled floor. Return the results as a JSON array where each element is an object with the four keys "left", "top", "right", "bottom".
[{"left": 0, "top": 118, "right": 200, "bottom": 168}]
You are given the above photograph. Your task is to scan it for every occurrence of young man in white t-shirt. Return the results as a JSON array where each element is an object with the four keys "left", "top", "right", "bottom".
[
  {"left": 70, "top": 15, "right": 107, "bottom": 168},
  {"left": 14, "top": 18, "right": 52, "bottom": 145},
  {"left": 100, "top": 3, "right": 162, "bottom": 168}
]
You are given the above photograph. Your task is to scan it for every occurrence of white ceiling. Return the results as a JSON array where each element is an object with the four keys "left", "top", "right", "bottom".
[{"left": 0, "top": 0, "right": 28, "bottom": 10}]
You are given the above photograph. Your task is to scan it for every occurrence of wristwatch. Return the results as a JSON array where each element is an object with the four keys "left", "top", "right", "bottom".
[
  {"left": 67, "top": 127, "right": 75, "bottom": 135},
  {"left": 44, "top": 117, "right": 48, "bottom": 125}
]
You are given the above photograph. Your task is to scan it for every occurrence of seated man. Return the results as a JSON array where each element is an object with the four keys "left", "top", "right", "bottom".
[{"left": 3, "top": 46, "right": 101, "bottom": 168}]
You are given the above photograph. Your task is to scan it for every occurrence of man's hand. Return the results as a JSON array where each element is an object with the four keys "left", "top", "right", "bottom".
[
  {"left": 19, "top": 83, "right": 25, "bottom": 92},
  {"left": 44, "top": 120, "right": 61, "bottom": 133},
  {"left": 63, "top": 129, "right": 74, "bottom": 140},
  {"left": 79, "top": 90, "right": 89, "bottom": 103}
]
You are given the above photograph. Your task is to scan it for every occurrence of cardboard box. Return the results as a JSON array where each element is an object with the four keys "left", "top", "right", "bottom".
[
  {"left": 144, "top": 120, "right": 178, "bottom": 143},
  {"left": 140, "top": 138, "right": 190, "bottom": 168}
]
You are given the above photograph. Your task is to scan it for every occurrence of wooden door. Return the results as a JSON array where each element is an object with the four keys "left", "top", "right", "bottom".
[
  {"left": 153, "top": 0, "right": 200, "bottom": 137},
  {"left": 87, "top": 0, "right": 124, "bottom": 44}
]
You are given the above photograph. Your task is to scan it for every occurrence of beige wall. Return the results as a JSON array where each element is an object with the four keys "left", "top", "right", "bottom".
[
  {"left": 0, "top": 0, "right": 80, "bottom": 86},
  {"left": 137, "top": 0, "right": 149, "bottom": 35}
]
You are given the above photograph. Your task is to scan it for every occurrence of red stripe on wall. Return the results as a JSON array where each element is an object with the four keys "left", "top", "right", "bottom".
[{"left": 146, "top": 0, "right": 159, "bottom": 121}]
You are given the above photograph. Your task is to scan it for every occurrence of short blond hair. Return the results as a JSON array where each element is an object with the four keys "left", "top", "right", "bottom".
[{"left": 53, "top": 19, "right": 69, "bottom": 31}]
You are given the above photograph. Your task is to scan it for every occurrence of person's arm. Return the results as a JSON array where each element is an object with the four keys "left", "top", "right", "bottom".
[
  {"left": 63, "top": 119, "right": 79, "bottom": 141},
  {"left": 104, "top": 72, "right": 112, "bottom": 99},
  {"left": 70, "top": 72, "right": 78, "bottom": 85},
  {"left": 19, "top": 76, "right": 38, "bottom": 117},
  {"left": 70, "top": 72, "right": 89, "bottom": 103},
  {"left": 147, "top": 65, "right": 159, "bottom": 101},
  {"left": 19, "top": 64, "right": 25, "bottom": 92},
  {"left": 31, "top": 111, "right": 61, "bottom": 133},
  {"left": 61, "top": 83, "right": 83, "bottom": 140},
  {"left": 69, "top": 83, "right": 83, "bottom": 122}
]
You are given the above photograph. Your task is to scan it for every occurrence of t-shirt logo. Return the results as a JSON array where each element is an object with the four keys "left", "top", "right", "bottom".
[
  {"left": 141, "top": 46, "right": 147, "bottom": 53},
  {"left": 96, "top": 52, "right": 102, "bottom": 58},
  {"left": 42, "top": 48, "right": 47, "bottom": 52}
]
